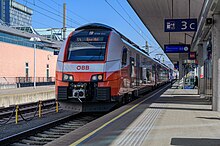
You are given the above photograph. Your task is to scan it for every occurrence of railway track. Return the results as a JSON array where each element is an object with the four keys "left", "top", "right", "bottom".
[
  {"left": 0, "top": 112, "right": 104, "bottom": 146},
  {"left": 0, "top": 84, "right": 173, "bottom": 145},
  {"left": 0, "top": 99, "right": 57, "bottom": 125}
]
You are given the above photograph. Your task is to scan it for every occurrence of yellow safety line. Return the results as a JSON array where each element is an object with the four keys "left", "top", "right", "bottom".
[{"left": 70, "top": 84, "right": 170, "bottom": 146}]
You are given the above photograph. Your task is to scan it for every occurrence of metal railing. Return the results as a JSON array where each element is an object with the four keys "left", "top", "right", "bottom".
[
  {"left": 16, "top": 77, "right": 55, "bottom": 83},
  {"left": 0, "top": 77, "right": 55, "bottom": 85}
]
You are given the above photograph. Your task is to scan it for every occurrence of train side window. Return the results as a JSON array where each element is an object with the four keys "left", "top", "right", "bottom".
[{"left": 122, "top": 47, "right": 127, "bottom": 67}]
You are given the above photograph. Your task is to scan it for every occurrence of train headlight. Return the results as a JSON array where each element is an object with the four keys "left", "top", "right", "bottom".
[
  {"left": 98, "top": 75, "right": 103, "bottom": 80},
  {"left": 69, "top": 76, "right": 73, "bottom": 81},
  {"left": 92, "top": 75, "right": 97, "bottom": 81},
  {"left": 91, "top": 74, "right": 103, "bottom": 82},
  {"left": 62, "top": 74, "right": 74, "bottom": 82},
  {"left": 63, "top": 74, "right": 69, "bottom": 80}
]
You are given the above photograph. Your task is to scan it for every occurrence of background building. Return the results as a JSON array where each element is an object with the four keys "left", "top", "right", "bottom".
[
  {"left": 0, "top": 0, "right": 64, "bottom": 88},
  {"left": 0, "top": 0, "right": 33, "bottom": 26},
  {"left": 0, "top": 24, "right": 62, "bottom": 87}
]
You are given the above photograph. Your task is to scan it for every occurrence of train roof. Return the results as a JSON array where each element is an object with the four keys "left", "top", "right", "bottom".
[
  {"left": 75, "top": 23, "right": 113, "bottom": 31},
  {"left": 75, "top": 23, "right": 172, "bottom": 70},
  {"left": 75, "top": 23, "right": 142, "bottom": 53}
]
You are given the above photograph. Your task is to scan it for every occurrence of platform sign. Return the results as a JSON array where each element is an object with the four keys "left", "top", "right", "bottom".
[
  {"left": 164, "top": 18, "right": 197, "bottom": 32},
  {"left": 200, "top": 66, "right": 204, "bottom": 79},
  {"left": 189, "top": 52, "right": 196, "bottom": 60},
  {"left": 164, "top": 44, "right": 190, "bottom": 53}
]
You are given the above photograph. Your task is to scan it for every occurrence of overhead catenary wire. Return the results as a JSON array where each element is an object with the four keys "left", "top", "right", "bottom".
[
  {"left": 25, "top": 0, "right": 78, "bottom": 27},
  {"left": 115, "top": 0, "right": 172, "bottom": 63},
  {"left": 49, "top": 0, "right": 90, "bottom": 23},
  {"left": 34, "top": 9, "right": 68, "bottom": 27},
  {"left": 116, "top": 0, "right": 149, "bottom": 42},
  {"left": 105, "top": 0, "right": 146, "bottom": 42},
  {"left": 106, "top": 0, "right": 160, "bottom": 50},
  {"left": 116, "top": 0, "right": 141, "bottom": 30},
  {"left": 37, "top": 0, "right": 82, "bottom": 26},
  {"left": 20, "top": 0, "right": 78, "bottom": 27},
  {"left": 32, "top": 20, "right": 54, "bottom": 28}
]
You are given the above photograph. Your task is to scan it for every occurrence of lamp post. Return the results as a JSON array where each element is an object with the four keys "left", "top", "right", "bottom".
[{"left": 30, "top": 37, "right": 41, "bottom": 89}]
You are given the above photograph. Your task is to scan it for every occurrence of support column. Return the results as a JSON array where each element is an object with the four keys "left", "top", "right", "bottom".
[
  {"left": 179, "top": 54, "right": 183, "bottom": 80},
  {"left": 197, "top": 44, "right": 205, "bottom": 95},
  {"left": 212, "top": 14, "right": 220, "bottom": 111},
  {"left": 179, "top": 53, "right": 186, "bottom": 88}
]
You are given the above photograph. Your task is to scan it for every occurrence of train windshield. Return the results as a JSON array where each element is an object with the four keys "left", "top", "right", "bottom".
[{"left": 67, "top": 30, "right": 110, "bottom": 61}]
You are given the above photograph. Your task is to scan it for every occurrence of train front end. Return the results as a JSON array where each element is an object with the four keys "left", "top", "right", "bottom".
[{"left": 56, "top": 24, "right": 119, "bottom": 112}]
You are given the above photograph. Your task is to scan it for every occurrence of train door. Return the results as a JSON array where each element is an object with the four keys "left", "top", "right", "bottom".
[
  {"left": 146, "top": 65, "right": 152, "bottom": 84},
  {"left": 152, "top": 64, "right": 157, "bottom": 85},
  {"left": 121, "top": 47, "right": 129, "bottom": 88},
  {"left": 142, "top": 58, "right": 147, "bottom": 84},
  {"left": 142, "top": 68, "right": 147, "bottom": 84},
  {"left": 121, "top": 47, "right": 127, "bottom": 68},
  {"left": 130, "top": 57, "right": 135, "bottom": 87},
  {"left": 136, "top": 54, "right": 140, "bottom": 86}
]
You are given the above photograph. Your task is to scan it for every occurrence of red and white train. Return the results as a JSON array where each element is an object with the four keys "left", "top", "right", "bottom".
[{"left": 56, "top": 23, "right": 173, "bottom": 112}]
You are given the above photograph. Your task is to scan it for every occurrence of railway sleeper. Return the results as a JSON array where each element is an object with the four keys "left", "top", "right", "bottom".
[
  {"left": 59, "top": 124, "right": 83, "bottom": 128},
  {"left": 53, "top": 127, "right": 75, "bottom": 131},
  {"left": 59, "top": 125, "right": 83, "bottom": 129},
  {"left": 47, "top": 130, "right": 69, "bottom": 135},
  {"left": 21, "top": 139, "right": 47, "bottom": 145},
  {"left": 77, "top": 117, "right": 95, "bottom": 121},
  {"left": 62, "top": 125, "right": 84, "bottom": 129},
  {"left": 36, "top": 133, "right": 61, "bottom": 138},
  {"left": 65, "top": 123, "right": 85, "bottom": 127},
  {"left": 28, "top": 136, "right": 55, "bottom": 142},
  {"left": 42, "top": 131, "right": 65, "bottom": 136},
  {"left": 54, "top": 126, "right": 77, "bottom": 130},
  {"left": 68, "top": 121, "right": 87, "bottom": 125},
  {"left": 48, "top": 128, "right": 71, "bottom": 133},
  {"left": 11, "top": 142, "right": 33, "bottom": 146}
]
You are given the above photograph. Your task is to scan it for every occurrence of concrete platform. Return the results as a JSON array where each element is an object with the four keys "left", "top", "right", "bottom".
[
  {"left": 163, "top": 88, "right": 198, "bottom": 95},
  {"left": 111, "top": 93, "right": 216, "bottom": 146},
  {"left": 0, "top": 86, "right": 55, "bottom": 107},
  {"left": 46, "top": 84, "right": 220, "bottom": 146}
]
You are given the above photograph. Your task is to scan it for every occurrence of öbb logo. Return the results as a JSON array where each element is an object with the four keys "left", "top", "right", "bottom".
[{"left": 76, "top": 65, "right": 90, "bottom": 70}]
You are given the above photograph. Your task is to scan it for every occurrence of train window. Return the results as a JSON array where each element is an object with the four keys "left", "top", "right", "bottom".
[
  {"left": 122, "top": 47, "right": 127, "bottom": 66},
  {"left": 68, "top": 42, "right": 106, "bottom": 61},
  {"left": 67, "top": 30, "right": 110, "bottom": 61}
]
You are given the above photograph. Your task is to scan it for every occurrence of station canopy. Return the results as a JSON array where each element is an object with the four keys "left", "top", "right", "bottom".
[{"left": 128, "top": 0, "right": 205, "bottom": 63}]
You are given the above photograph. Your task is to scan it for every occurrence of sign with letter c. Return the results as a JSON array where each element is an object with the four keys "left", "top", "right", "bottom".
[{"left": 165, "top": 18, "right": 197, "bottom": 32}]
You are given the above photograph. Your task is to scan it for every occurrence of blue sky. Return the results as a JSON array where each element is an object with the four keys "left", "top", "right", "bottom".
[{"left": 16, "top": 0, "right": 172, "bottom": 66}]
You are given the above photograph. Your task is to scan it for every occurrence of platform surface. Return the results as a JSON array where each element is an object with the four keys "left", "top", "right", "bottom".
[
  {"left": 111, "top": 93, "right": 218, "bottom": 146},
  {"left": 46, "top": 85, "right": 220, "bottom": 146},
  {"left": 0, "top": 86, "right": 55, "bottom": 96}
]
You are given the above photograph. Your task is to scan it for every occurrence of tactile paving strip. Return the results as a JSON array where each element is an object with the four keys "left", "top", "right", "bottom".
[{"left": 111, "top": 103, "right": 166, "bottom": 146}]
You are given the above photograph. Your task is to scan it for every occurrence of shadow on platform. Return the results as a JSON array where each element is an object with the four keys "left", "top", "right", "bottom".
[
  {"left": 171, "top": 138, "right": 220, "bottom": 146},
  {"left": 196, "top": 116, "right": 220, "bottom": 121},
  {"left": 149, "top": 106, "right": 211, "bottom": 111},
  {"left": 156, "top": 96, "right": 211, "bottom": 105}
]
